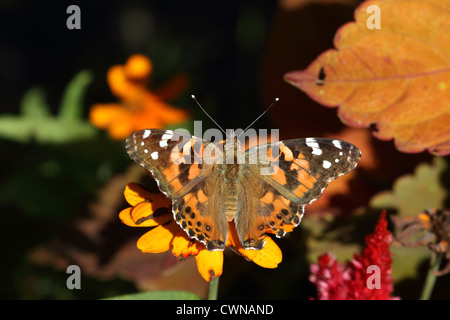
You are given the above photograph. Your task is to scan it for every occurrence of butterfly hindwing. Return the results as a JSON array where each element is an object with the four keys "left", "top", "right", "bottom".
[
  {"left": 234, "top": 173, "right": 304, "bottom": 249},
  {"left": 173, "top": 177, "right": 228, "bottom": 251}
]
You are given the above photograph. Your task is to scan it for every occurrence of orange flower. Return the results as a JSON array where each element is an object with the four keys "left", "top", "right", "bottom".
[
  {"left": 119, "top": 182, "right": 284, "bottom": 282},
  {"left": 90, "top": 54, "right": 189, "bottom": 140}
]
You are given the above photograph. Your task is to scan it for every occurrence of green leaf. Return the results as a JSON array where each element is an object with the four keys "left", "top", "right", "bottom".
[
  {"left": 104, "top": 290, "right": 202, "bottom": 300},
  {"left": 391, "top": 246, "right": 430, "bottom": 282},
  {"left": 20, "top": 87, "right": 51, "bottom": 119},
  {"left": 370, "top": 157, "right": 448, "bottom": 216},
  {"left": 59, "top": 70, "right": 94, "bottom": 120},
  {"left": 0, "top": 71, "right": 97, "bottom": 144},
  {"left": 0, "top": 116, "right": 34, "bottom": 143},
  {"left": 33, "top": 118, "right": 97, "bottom": 144}
]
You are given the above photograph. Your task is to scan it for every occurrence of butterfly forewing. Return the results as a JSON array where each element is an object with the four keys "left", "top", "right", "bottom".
[
  {"left": 126, "top": 129, "right": 212, "bottom": 198},
  {"left": 126, "top": 129, "right": 228, "bottom": 251}
]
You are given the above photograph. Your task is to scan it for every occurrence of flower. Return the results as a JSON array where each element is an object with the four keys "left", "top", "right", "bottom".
[
  {"left": 393, "top": 208, "right": 450, "bottom": 276},
  {"left": 90, "top": 54, "right": 189, "bottom": 140},
  {"left": 310, "top": 211, "right": 398, "bottom": 299},
  {"left": 119, "top": 182, "right": 284, "bottom": 282}
]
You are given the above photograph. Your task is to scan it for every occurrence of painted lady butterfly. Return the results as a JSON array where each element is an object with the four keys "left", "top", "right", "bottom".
[{"left": 126, "top": 129, "right": 361, "bottom": 251}]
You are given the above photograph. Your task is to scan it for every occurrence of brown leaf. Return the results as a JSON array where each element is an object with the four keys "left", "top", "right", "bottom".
[{"left": 285, "top": 0, "right": 450, "bottom": 155}]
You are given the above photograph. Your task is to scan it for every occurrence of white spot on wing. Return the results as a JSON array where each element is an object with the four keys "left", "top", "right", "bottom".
[
  {"left": 161, "top": 131, "right": 174, "bottom": 140},
  {"left": 141, "top": 141, "right": 145, "bottom": 146},
  {"left": 144, "top": 149, "right": 148, "bottom": 154},
  {"left": 306, "top": 138, "right": 322, "bottom": 155},
  {"left": 339, "top": 151, "right": 344, "bottom": 156},
  {"left": 323, "top": 160, "right": 331, "bottom": 169},
  {"left": 142, "top": 130, "right": 151, "bottom": 139},
  {"left": 332, "top": 139, "right": 342, "bottom": 149},
  {"left": 151, "top": 151, "right": 159, "bottom": 159},
  {"left": 306, "top": 138, "right": 318, "bottom": 148},
  {"left": 311, "top": 147, "right": 322, "bottom": 156},
  {"left": 160, "top": 140, "right": 168, "bottom": 147}
]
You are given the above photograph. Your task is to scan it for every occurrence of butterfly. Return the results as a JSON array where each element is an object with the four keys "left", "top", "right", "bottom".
[{"left": 126, "top": 129, "right": 361, "bottom": 251}]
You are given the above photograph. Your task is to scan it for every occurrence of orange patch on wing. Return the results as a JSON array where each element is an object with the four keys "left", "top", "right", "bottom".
[
  {"left": 272, "top": 198, "right": 288, "bottom": 214},
  {"left": 260, "top": 191, "right": 274, "bottom": 204},
  {"left": 167, "top": 178, "right": 183, "bottom": 194},
  {"left": 163, "top": 163, "right": 180, "bottom": 182},
  {"left": 291, "top": 184, "right": 309, "bottom": 198},
  {"left": 188, "top": 164, "right": 201, "bottom": 180},
  {"left": 291, "top": 157, "right": 310, "bottom": 171},
  {"left": 279, "top": 144, "right": 294, "bottom": 161},
  {"left": 296, "top": 168, "right": 317, "bottom": 190},
  {"left": 197, "top": 189, "right": 208, "bottom": 203},
  {"left": 271, "top": 166, "right": 287, "bottom": 185}
]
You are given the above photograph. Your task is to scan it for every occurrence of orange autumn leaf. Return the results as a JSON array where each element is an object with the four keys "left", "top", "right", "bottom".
[{"left": 284, "top": 0, "right": 450, "bottom": 156}]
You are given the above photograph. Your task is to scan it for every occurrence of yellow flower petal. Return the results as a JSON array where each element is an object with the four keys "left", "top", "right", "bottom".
[
  {"left": 226, "top": 221, "right": 282, "bottom": 269},
  {"left": 250, "top": 237, "right": 282, "bottom": 269},
  {"left": 124, "top": 182, "right": 172, "bottom": 207},
  {"left": 172, "top": 230, "right": 201, "bottom": 258},
  {"left": 119, "top": 203, "right": 171, "bottom": 227},
  {"left": 136, "top": 221, "right": 179, "bottom": 253},
  {"left": 195, "top": 249, "right": 223, "bottom": 282}
]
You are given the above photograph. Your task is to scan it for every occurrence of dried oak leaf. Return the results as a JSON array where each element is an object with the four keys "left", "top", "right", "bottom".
[{"left": 285, "top": 0, "right": 450, "bottom": 155}]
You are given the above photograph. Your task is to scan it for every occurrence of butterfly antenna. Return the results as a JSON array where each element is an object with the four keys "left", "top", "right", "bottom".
[
  {"left": 238, "top": 97, "right": 279, "bottom": 138},
  {"left": 191, "top": 95, "right": 229, "bottom": 138}
]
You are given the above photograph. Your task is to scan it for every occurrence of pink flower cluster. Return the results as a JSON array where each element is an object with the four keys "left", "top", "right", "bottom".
[{"left": 310, "top": 211, "right": 398, "bottom": 300}]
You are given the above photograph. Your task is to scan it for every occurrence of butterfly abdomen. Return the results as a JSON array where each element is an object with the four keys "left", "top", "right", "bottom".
[{"left": 222, "top": 164, "right": 241, "bottom": 222}]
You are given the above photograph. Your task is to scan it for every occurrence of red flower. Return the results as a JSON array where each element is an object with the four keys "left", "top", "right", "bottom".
[{"left": 310, "top": 211, "right": 399, "bottom": 300}]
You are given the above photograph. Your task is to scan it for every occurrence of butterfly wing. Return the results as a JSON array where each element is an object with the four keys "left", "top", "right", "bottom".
[
  {"left": 172, "top": 175, "right": 229, "bottom": 251},
  {"left": 126, "top": 129, "right": 228, "bottom": 251},
  {"left": 234, "top": 138, "right": 361, "bottom": 249}
]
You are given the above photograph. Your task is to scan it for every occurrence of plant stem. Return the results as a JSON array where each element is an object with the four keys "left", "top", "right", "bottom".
[
  {"left": 420, "top": 252, "right": 443, "bottom": 300},
  {"left": 208, "top": 276, "right": 220, "bottom": 300}
]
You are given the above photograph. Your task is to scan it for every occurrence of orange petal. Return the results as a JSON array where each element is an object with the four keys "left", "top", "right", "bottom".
[
  {"left": 195, "top": 249, "right": 223, "bottom": 282},
  {"left": 107, "top": 114, "right": 135, "bottom": 140},
  {"left": 89, "top": 103, "right": 127, "bottom": 128},
  {"left": 172, "top": 230, "right": 201, "bottom": 258},
  {"left": 119, "top": 203, "right": 171, "bottom": 227},
  {"left": 124, "top": 182, "right": 172, "bottom": 207},
  {"left": 226, "top": 221, "right": 243, "bottom": 248},
  {"left": 249, "top": 237, "right": 282, "bottom": 269},
  {"left": 125, "top": 54, "right": 153, "bottom": 80},
  {"left": 107, "top": 65, "right": 140, "bottom": 99},
  {"left": 142, "top": 93, "right": 189, "bottom": 124},
  {"left": 226, "top": 221, "right": 282, "bottom": 269},
  {"left": 136, "top": 220, "right": 179, "bottom": 253}
]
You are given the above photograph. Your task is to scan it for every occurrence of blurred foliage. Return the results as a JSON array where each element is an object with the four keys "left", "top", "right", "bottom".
[
  {"left": 370, "top": 157, "right": 448, "bottom": 218},
  {"left": 0, "top": 71, "right": 96, "bottom": 144}
]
